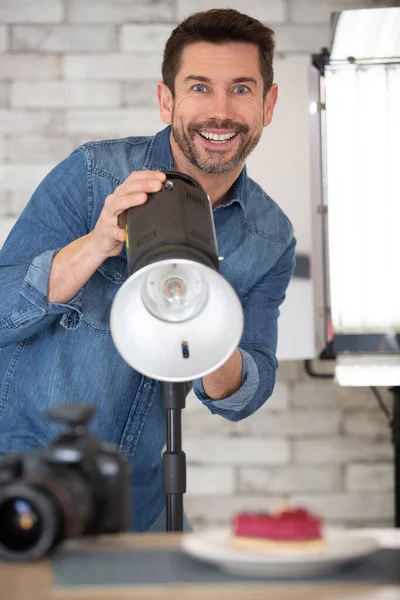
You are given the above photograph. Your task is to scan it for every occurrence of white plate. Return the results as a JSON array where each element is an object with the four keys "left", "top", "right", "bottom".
[
  {"left": 351, "top": 528, "right": 400, "bottom": 549},
  {"left": 181, "top": 527, "right": 379, "bottom": 578}
]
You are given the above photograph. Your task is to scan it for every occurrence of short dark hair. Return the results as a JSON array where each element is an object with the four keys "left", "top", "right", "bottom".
[{"left": 162, "top": 9, "right": 275, "bottom": 99}]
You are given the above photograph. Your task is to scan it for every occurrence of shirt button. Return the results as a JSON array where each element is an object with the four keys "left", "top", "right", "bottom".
[
  {"left": 115, "top": 272, "right": 121, "bottom": 280},
  {"left": 144, "top": 383, "right": 151, "bottom": 389},
  {"left": 127, "top": 435, "right": 133, "bottom": 442}
]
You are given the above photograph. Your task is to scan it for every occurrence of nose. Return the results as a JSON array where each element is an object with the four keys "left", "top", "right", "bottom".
[{"left": 207, "top": 90, "right": 235, "bottom": 121}]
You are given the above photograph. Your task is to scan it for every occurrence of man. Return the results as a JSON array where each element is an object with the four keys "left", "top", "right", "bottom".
[{"left": 0, "top": 9, "right": 295, "bottom": 531}]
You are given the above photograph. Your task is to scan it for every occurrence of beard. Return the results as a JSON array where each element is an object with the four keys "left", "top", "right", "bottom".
[{"left": 171, "top": 118, "right": 262, "bottom": 175}]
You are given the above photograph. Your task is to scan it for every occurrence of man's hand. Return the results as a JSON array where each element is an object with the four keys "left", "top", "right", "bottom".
[
  {"left": 48, "top": 170, "right": 166, "bottom": 304},
  {"left": 88, "top": 170, "right": 166, "bottom": 260}
]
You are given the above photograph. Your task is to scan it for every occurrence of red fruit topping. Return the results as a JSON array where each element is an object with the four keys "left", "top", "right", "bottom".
[{"left": 233, "top": 507, "right": 322, "bottom": 541}]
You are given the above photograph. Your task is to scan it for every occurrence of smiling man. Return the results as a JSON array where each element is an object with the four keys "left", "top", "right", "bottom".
[{"left": 0, "top": 9, "right": 295, "bottom": 532}]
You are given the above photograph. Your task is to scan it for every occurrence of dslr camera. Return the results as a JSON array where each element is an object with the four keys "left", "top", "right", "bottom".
[{"left": 0, "top": 404, "right": 131, "bottom": 562}]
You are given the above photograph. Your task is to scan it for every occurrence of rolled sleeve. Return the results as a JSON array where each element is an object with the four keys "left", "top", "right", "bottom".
[
  {"left": 192, "top": 348, "right": 259, "bottom": 413},
  {"left": 20, "top": 249, "right": 83, "bottom": 319}
]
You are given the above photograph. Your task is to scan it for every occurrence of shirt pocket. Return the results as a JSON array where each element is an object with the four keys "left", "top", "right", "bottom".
[{"left": 81, "top": 256, "right": 128, "bottom": 333}]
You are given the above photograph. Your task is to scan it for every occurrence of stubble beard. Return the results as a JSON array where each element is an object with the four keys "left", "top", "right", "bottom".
[{"left": 171, "top": 118, "right": 262, "bottom": 175}]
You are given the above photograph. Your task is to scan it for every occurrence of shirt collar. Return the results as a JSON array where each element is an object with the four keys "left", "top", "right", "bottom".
[
  {"left": 144, "top": 125, "right": 247, "bottom": 215},
  {"left": 144, "top": 125, "right": 175, "bottom": 171},
  {"left": 215, "top": 165, "right": 247, "bottom": 215}
]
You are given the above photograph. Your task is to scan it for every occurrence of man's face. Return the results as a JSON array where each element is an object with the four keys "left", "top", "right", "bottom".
[{"left": 158, "top": 42, "right": 277, "bottom": 175}]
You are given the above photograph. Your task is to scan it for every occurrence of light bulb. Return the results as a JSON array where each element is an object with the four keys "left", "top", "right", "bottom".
[{"left": 142, "top": 263, "right": 209, "bottom": 322}]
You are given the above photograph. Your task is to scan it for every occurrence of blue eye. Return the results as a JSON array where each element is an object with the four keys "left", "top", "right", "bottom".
[
  {"left": 234, "top": 85, "right": 249, "bottom": 94},
  {"left": 192, "top": 84, "right": 207, "bottom": 93}
]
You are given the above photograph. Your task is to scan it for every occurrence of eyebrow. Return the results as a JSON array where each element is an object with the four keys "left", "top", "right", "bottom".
[{"left": 183, "top": 75, "right": 259, "bottom": 86}]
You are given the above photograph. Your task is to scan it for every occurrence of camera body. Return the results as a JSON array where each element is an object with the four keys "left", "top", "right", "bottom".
[{"left": 0, "top": 404, "right": 131, "bottom": 562}]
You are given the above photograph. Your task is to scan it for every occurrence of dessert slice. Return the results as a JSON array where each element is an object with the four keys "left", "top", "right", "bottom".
[{"left": 232, "top": 507, "right": 325, "bottom": 551}]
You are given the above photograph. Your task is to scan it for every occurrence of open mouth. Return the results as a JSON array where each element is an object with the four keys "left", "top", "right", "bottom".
[{"left": 197, "top": 130, "right": 239, "bottom": 145}]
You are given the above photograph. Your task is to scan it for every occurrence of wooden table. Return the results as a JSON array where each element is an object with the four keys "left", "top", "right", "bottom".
[{"left": 1, "top": 533, "right": 399, "bottom": 600}]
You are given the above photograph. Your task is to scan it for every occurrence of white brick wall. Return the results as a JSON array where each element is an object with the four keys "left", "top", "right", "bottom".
[
  {"left": 345, "top": 464, "right": 394, "bottom": 491},
  {"left": 234, "top": 409, "right": 342, "bottom": 436},
  {"left": 0, "top": 83, "right": 7, "bottom": 107},
  {"left": 66, "top": 0, "right": 175, "bottom": 24},
  {"left": 183, "top": 405, "right": 342, "bottom": 438},
  {"left": 185, "top": 438, "right": 290, "bottom": 466},
  {"left": 238, "top": 465, "right": 343, "bottom": 492},
  {"left": 0, "top": 54, "right": 61, "bottom": 79},
  {"left": 187, "top": 466, "right": 235, "bottom": 495},
  {"left": 0, "top": 0, "right": 64, "bottom": 24},
  {"left": 0, "top": 163, "right": 54, "bottom": 191},
  {"left": 0, "top": 136, "right": 6, "bottom": 160},
  {"left": 0, "top": 0, "right": 396, "bottom": 531},
  {"left": 0, "top": 26, "right": 7, "bottom": 52},
  {"left": 120, "top": 25, "right": 174, "bottom": 52},
  {"left": 343, "top": 411, "right": 391, "bottom": 437},
  {"left": 11, "top": 25, "right": 118, "bottom": 52},
  {"left": 273, "top": 24, "right": 330, "bottom": 53},
  {"left": 0, "top": 217, "right": 16, "bottom": 243},
  {"left": 65, "top": 108, "right": 163, "bottom": 137},
  {"left": 11, "top": 82, "right": 121, "bottom": 108},
  {"left": 293, "top": 436, "right": 393, "bottom": 464},
  {"left": 63, "top": 54, "right": 162, "bottom": 80},
  {"left": 6, "top": 136, "right": 75, "bottom": 163},
  {"left": 0, "top": 109, "right": 64, "bottom": 135},
  {"left": 292, "top": 380, "right": 394, "bottom": 410},
  {"left": 291, "top": 491, "right": 394, "bottom": 521},
  {"left": 122, "top": 81, "right": 160, "bottom": 107},
  {"left": 0, "top": 190, "right": 34, "bottom": 216},
  {"left": 177, "top": 0, "right": 287, "bottom": 23}
]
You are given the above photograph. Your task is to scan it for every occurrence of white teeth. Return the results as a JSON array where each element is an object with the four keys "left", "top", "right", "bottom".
[{"left": 199, "top": 131, "right": 236, "bottom": 142}]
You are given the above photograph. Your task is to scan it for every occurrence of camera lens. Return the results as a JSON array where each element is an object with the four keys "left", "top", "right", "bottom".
[
  {"left": 0, "top": 498, "right": 42, "bottom": 551},
  {"left": 0, "top": 486, "right": 62, "bottom": 562}
]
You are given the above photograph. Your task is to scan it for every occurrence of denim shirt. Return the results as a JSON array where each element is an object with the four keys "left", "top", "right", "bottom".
[{"left": 0, "top": 125, "right": 295, "bottom": 531}]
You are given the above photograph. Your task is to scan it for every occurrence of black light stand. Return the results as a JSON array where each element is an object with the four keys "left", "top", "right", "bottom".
[
  {"left": 390, "top": 387, "right": 400, "bottom": 528},
  {"left": 162, "top": 382, "right": 188, "bottom": 531},
  {"left": 121, "top": 171, "right": 222, "bottom": 533}
]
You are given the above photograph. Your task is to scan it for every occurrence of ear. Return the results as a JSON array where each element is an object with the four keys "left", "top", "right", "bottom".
[
  {"left": 263, "top": 83, "right": 278, "bottom": 127},
  {"left": 158, "top": 81, "right": 174, "bottom": 124}
]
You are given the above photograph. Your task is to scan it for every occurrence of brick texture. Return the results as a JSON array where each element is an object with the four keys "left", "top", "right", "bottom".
[
  {"left": 177, "top": 0, "right": 287, "bottom": 23},
  {"left": 0, "top": 0, "right": 64, "bottom": 24},
  {"left": 11, "top": 25, "right": 118, "bottom": 53},
  {"left": 66, "top": 0, "right": 175, "bottom": 24}
]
